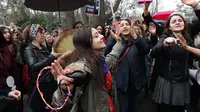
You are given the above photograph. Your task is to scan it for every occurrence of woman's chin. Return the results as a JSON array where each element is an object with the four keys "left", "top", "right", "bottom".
[{"left": 122, "top": 32, "right": 130, "bottom": 36}]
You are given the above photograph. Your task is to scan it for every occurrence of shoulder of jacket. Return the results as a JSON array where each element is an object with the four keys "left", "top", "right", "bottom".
[{"left": 65, "top": 61, "right": 92, "bottom": 74}]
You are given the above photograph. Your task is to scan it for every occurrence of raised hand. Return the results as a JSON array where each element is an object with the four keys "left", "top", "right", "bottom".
[
  {"left": 51, "top": 60, "right": 65, "bottom": 79},
  {"left": 149, "top": 22, "right": 156, "bottom": 35},
  {"left": 131, "top": 17, "right": 137, "bottom": 39},
  {"left": 181, "top": 0, "right": 196, "bottom": 6},
  {"left": 110, "top": 20, "right": 121, "bottom": 41}
]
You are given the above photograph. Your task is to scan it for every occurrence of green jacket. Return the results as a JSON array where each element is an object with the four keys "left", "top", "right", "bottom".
[{"left": 52, "top": 42, "right": 124, "bottom": 112}]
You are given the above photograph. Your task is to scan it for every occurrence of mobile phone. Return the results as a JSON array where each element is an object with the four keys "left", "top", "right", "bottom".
[{"left": 138, "top": 0, "right": 152, "bottom": 4}]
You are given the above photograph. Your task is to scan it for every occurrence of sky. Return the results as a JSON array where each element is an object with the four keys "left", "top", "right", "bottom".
[{"left": 159, "top": 0, "right": 179, "bottom": 11}]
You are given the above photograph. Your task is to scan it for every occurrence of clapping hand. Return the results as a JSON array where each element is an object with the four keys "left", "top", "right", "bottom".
[
  {"left": 131, "top": 17, "right": 137, "bottom": 39},
  {"left": 110, "top": 20, "right": 121, "bottom": 41}
]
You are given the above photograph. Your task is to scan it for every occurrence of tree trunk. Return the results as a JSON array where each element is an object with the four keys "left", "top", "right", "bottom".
[
  {"left": 80, "top": 7, "right": 89, "bottom": 26},
  {"left": 90, "top": 0, "right": 105, "bottom": 26},
  {"left": 62, "top": 11, "right": 75, "bottom": 29}
]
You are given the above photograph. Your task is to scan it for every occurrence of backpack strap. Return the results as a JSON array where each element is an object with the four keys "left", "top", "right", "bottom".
[{"left": 112, "top": 45, "right": 131, "bottom": 70}]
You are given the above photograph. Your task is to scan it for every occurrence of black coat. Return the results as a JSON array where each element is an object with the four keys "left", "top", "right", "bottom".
[
  {"left": 150, "top": 33, "right": 195, "bottom": 82},
  {"left": 24, "top": 44, "right": 55, "bottom": 81},
  {"left": 24, "top": 44, "right": 57, "bottom": 111}
]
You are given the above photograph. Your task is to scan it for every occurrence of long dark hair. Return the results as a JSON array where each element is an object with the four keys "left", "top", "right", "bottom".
[
  {"left": 0, "top": 27, "right": 8, "bottom": 48},
  {"left": 164, "top": 14, "right": 189, "bottom": 38},
  {"left": 0, "top": 26, "right": 17, "bottom": 57},
  {"left": 61, "top": 27, "right": 105, "bottom": 87},
  {"left": 0, "top": 26, "right": 14, "bottom": 46}
]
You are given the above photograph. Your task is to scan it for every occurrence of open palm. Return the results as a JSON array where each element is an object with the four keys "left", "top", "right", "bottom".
[
  {"left": 110, "top": 20, "right": 121, "bottom": 41},
  {"left": 181, "top": 0, "right": 196, "bottom": 6}
]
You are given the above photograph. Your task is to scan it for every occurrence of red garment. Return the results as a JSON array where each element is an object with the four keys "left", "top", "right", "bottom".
[
  {"left": 0, "top": 45, "right": 15, "bottom": 90},
  {"left": 103, "top": 37, "right": 107, "bottom": 44},
  {"left": 105, "top": 72, "right": 114, "bottom": 112}
]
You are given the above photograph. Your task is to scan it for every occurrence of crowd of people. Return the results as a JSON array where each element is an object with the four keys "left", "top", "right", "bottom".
[{"left": 0, "top": 0, "right": 200, "bottom": 112}]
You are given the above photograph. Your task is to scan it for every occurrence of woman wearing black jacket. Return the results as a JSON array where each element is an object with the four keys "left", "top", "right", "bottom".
[
  {"left": 150, "top": 0, "right": 200, "bottom": 112},
  {"left": 24, "top": 24, "right": 60, "bottom": 112}
]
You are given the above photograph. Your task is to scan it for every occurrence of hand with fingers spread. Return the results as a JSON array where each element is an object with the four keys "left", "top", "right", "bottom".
[
  {"left": 110, "top": 20, "right": 121, "bottom": 41},
  {"left": 8, "top": 90, "right": 21, "bottom": 100},
  {"left": 51, "top": 60, "right": 66, "bottom": 79},
  {"left": 176, "top": 33, "right": 187, "bottom": 48},
  {"left": 163, "top": 37, "right": 177, "bottom": 47},
  {"left": 149, "top": 22, "right": 156, "bottom": 35},
  {"left": 130, "top": 18, "right": 138, "bottom": 39},
  {"left": 51, "top": 60, "right": 74, "bottom": 90}
]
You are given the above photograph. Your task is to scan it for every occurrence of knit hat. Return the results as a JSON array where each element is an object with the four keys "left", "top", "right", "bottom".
[{"left": 29, "top": 24, "right": 40, "bottom": 40}]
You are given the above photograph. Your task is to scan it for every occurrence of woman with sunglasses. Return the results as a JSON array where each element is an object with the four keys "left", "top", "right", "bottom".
[{"left": 24, "top": 24, "right": 60, "bottom": 112}]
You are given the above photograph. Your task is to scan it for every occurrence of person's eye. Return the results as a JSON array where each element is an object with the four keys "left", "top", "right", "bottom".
[
  {"left": 178, "top": 19, "right": 183, "bottom": 22},
  {"left": 172, "top": 20, "right": 176, "bottom": 24}
]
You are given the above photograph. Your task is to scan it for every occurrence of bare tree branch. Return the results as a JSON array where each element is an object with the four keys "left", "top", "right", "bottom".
[{"left": 105, "top": 0, "right": 122, "bottom": 20}]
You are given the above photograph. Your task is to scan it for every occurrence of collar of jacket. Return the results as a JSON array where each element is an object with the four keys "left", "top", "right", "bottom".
[
  {"left": 30, "top": 43, "right": 46, "bottom": 50},
  {"left": 121, "top": 36, "right": 133, "bottom": 46}
]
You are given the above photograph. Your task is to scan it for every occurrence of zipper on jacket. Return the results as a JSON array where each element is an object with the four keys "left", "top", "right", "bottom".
[{"left": 169, "top": 60, "right": 172, "bottom": 72}]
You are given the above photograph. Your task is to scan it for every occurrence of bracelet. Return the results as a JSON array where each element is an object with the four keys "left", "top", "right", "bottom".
[{"left": 192, "top": 0, "right": 200, "bottom": 8}]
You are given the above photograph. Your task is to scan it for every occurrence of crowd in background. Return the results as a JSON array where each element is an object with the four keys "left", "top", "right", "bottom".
[{"left": 0, "top": 0, "right": 200, "bottom": 112}]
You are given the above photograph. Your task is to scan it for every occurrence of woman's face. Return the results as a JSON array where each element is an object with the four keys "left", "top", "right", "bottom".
[
  {"left": 96, "top": 26, "right": 103, "bottom": 34},
  {"left": 46, "top": 34, "right": 53, "bottom": 44},
  {"left": 120, "top": 20, "right": 131, "bottom": 36},
  {"left": 12, "top": 32, "right": 19, "bottom": 42},
  {"left": 169, "top": 15, "right": 185, "bottom": 32},
  {"left": 35, "top": 27, "right": 45, "bottom": 44},
  {"left": 134, "top": 26, "right": 140, "bottom": 35},
  {"left": 142, "top": 24, "right": 147, "bottom": 31},
  {"left": 3, "top": 28, "right": 11, "bottom": 41},
  {"left": 91, "top": 28, "right": 106, "bottom": 50},
  {"left": 75, "top": 23, "right": 83, "bottom": 29}
]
